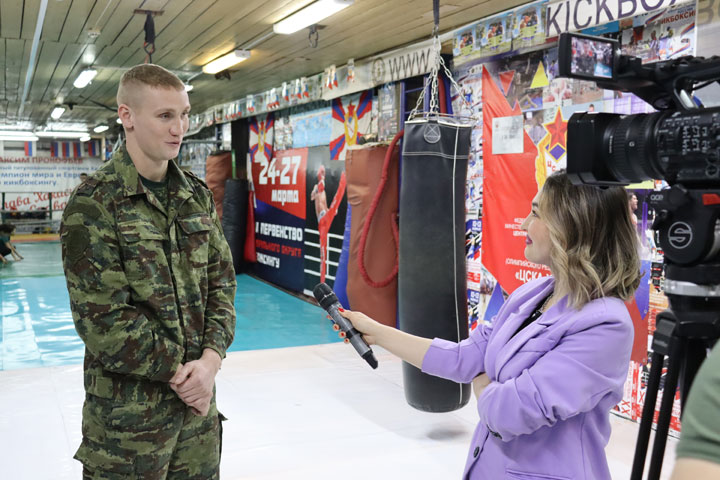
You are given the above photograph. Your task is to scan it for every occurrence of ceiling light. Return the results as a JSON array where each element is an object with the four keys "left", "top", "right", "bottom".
[
  {"left": 184, "top": 84, "right": 194, "bottom": 91},
  {"left": 93, "top": 125, "right": 109, "bottom": 133},
  {"left": 202, "top": 50, "right": 251, "bottom": 74},
  {"left": 51, "top": 106, "right": 66, "bottom": 120},
  {"left": 0, "top": 134, "right": 39, "bottom": 141},
  {"left": 35, "top": 131, "right": 89, "bottom": 139},
  {"left": 116, "top": 118, "right": 122, "bottom": 124},
  {"left": 273, "top": 0, "right": 353, "bottom": 34},
  {"left": 80, "top": 135, "right": 91, "bottom": 142},
  {"left": 73, "top": 68, "right": 97, "bottom": 88},
  {"left": 0, "top": 130, "right": 37, "bottom": 137}
]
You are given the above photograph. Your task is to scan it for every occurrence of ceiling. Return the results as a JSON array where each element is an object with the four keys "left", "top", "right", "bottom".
[{"left": 0, "top": 0, "right": 529, "bottom": 131}]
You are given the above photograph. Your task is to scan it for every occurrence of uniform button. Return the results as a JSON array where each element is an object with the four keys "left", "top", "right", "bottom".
[{"left": 473, "top": 446, "right": 480, "bottom": 458}]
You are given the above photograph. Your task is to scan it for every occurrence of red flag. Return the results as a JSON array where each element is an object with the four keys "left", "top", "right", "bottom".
[{"left": 481, "top": 67, "right": 549, "bottom": 294}]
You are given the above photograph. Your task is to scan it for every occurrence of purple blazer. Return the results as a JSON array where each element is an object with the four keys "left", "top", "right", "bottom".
[{"left": 422, "top": 276, "right": 633, "bottom": 480}]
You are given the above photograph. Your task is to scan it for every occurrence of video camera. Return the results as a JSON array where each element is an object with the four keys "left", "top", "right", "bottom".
[
  {"left": 558, "top": 32, "right": 720, "bottom": 480},
  {"left": 558, "top": 32, "right": 720, "bottom": 267}
]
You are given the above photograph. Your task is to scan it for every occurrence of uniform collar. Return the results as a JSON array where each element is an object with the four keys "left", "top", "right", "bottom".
[{"left": 113, "top": 143, "right": 194, "bottom": 203}]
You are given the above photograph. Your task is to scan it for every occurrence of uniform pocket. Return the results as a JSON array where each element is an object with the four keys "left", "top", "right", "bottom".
[
  {"left": 177, "top": 214, "right": 211, "bottom": 268},
  {"left": 117, "top": 221, "right": 168, "bottom": 297},
  {"left": 506, "top": 468, "right": 571, "bottom": 480},
  {"left": 75, "top": 438, "right": 135, "bottom": 477}
]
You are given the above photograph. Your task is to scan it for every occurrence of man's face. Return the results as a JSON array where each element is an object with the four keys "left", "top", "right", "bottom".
[{"left": 121, "top": 85, "right": 190, "bottom": 162}]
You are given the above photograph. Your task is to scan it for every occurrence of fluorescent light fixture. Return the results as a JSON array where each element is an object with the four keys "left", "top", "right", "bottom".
[
  {"left": 0, "top": 130, "right": 36, "bottom": 137},
  {"left": 80, "top": 135, "right": 91, "bottom": 142},
  {"left": 202, "top": 50, "right": 251, "bottom": 74},
  {"left": 116, "top": 118, "right": 122, "bottom": 124},
  {"left": 51, "top": 106, "right": 66, "bottom": 120},
  {"left": 184, "top": 84, "right": 194, "bottom": 91},
  {"left": 73, "top": 68, "right": 97, "bottom": 88},
  {"left": 35, "top": 131, "right": 89, "bottom": 139},
  {"left": 93, "top": 125, "right": 109, "bottom": 133},
  {"left": 273, "top": 0, "right": 353, "bottom": 34},
  {"left": 0, "top": 135, "right": 39, "bottom": 141}
]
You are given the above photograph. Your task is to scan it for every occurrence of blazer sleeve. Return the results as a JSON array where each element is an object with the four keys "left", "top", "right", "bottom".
[
  {"left": 477, "top": 305, "right": 633, "bottom": 441},
  {"left": 420, "top": 320, "right": 495, "bottom": 384}
]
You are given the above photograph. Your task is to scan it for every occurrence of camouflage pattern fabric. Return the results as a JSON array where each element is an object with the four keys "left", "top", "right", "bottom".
[
  {"left": 61, "top": 144, "right": 236, "bottom": 476},
  {"left": 79, "top": 394, "right": 224, "bottom": 479}
]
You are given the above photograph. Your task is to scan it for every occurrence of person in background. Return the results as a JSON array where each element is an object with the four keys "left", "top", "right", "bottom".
[
  {"left": 333, "top": 170, "right": 641, "bottom": 479},
  {"left": 61, "top": 64, "right": 236, "bottom": 479},
  {"left": 79, "top": 172, "right": 88, "bottom": 182},
  {"left": 0, "top": 224, "right": 24, "bottom": 263},
  {"left": 670, "top": 342, "right": 720, "bottom": 480},
  {"left": 628, "top": 191, "right": 639, "bottom": 228}
]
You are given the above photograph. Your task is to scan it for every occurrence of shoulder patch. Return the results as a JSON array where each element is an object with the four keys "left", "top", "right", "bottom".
[{"left": 63, "top": 225, "right": 90, "bottom": 266}]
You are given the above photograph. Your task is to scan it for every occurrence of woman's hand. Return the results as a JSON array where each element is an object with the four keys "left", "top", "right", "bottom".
[
  {"left": 331, "top": 308, "right": 383, "bottom": 345},
  {"left": 472, "top": 373, "right": 492, "bottom": 400}
]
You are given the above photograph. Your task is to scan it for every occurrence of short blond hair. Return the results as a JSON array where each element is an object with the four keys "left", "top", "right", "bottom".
[
  {"left": 117, "top": 64, "right": 184, "bottom": 107},
  {"left": 539, "top": 170, "right": 641, "bottom": 309}
]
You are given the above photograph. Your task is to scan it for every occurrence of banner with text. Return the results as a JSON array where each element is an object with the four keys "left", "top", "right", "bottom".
[
  {"left": 0, "top": 151, "right": 102, "bottom": 193},
  {"left": 251, "top": 147, "right": 308, "bottom": 292},
  {"left": 545, "top": 0, "right": 694, "bottom": 37}
]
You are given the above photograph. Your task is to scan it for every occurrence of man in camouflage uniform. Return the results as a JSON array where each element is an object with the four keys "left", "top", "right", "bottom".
[{"left": 61, "top": 64, "right": 236, "bottom": 479}]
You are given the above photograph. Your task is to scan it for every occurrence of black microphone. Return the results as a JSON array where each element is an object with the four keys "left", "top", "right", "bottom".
[{"left": 313, "top": 283, "right": 378, "bottom": 369}]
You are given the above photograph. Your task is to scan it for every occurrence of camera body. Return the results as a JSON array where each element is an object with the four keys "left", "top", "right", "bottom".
[{"left": 558, "top": 32, "right": 720, "bottom": 188}]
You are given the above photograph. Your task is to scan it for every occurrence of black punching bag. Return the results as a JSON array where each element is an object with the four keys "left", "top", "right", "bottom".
[
  {"left": 221, "top": 178, "right": 248, "bottom": 274},
  {"left": 399, "top": 117, "right": 472, "bottom": 412}
]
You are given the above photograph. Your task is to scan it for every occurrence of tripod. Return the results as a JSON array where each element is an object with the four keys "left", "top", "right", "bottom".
[{"left": 630, "top": 264, "right": 720, "bottom": 480}]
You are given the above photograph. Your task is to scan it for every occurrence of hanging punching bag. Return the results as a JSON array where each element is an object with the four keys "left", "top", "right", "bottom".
[{"left": 399, "top": 116, "right": 472, "bottom": 412}]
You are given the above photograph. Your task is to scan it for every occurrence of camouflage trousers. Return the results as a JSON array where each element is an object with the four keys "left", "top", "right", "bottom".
[{"left": 76, "top": 393, "right": 224, "bottom": 479}]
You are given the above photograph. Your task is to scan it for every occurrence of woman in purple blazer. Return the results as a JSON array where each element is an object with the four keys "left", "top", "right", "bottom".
[{"left": 335, "top": 171, "right": 641, "bottom": 479}]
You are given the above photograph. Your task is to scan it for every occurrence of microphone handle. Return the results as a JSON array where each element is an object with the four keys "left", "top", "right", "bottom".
[{"left": 327, "top": 304, "right": 378, "bottom": 368}]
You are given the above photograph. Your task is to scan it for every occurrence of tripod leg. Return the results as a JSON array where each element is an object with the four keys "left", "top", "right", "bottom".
[
  {"left": 679, "top": 339, "right": 708, "bottom": 411},
  {"left": 631, "top": 351, "right": 665, "bottom": 480},
  {"left": 647, "top": 337, "right": 685, "bottom": 480}
]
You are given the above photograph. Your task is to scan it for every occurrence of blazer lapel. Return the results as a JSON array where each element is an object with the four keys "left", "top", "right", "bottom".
[{"left": 489, "top": 282, "right": 559, "bottom": 380}]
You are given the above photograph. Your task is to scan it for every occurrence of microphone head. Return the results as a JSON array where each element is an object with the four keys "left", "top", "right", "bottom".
[{"left": 313, "top": 282, "right": 338, "bottom": 310}]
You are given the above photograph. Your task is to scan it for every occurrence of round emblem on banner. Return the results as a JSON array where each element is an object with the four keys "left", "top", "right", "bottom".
[
  {"left": 424, "top": 123, "right": 441, "bottom": 144},
  {"left": 371, "top": 58, "right": 385, "bottom": 85}
]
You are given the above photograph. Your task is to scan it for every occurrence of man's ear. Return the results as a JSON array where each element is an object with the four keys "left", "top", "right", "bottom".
[{"left": 118, "top": 104, "right": 133, "bottom": 130}]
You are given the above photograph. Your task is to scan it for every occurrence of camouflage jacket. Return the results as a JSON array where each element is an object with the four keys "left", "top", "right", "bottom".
[{"left": 61, "top": 145, "right": 236, "bottom": 402}]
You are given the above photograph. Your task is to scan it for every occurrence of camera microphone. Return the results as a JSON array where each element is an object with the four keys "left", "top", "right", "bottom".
[{"left": 313, "top": 283, "right": 378, "bottom": 369}]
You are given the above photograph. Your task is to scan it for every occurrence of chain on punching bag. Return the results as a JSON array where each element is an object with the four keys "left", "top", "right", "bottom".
[{"left": 398, "top": 4, "right": 477, "bottom": 412}]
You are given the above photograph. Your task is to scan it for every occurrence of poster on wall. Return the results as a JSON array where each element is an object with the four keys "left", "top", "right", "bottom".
[
  {"left": 484, "top": 50, "right": 547, "bottom": 113},
  {"left": 512, "top": 1, "right": 547, "bottom": 50},
  {"left": 478, "top": 12, "right": 513, "bottom": 58},
  {"left": 251, "top": 148, "right": 308, "bottom": 292},
  {"left": 291, "top": 108, "right": 333, "bottom": 148},
  {"left": 621, "top": 3, "right": 696, "bottom": 62},
  {"left": 330, "top": 91, "right": 373, "bottom": 161},
  {"left": 303, "top": 147, "right": 348, "bottom": 295},
  {"left": 453, "top": 26, "right": 477, "bottom": 63}
]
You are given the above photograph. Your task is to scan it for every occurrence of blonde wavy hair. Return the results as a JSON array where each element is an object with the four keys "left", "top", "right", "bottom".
[{"left": 539, "top": 171, "right": 641, "bottom": 310}]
